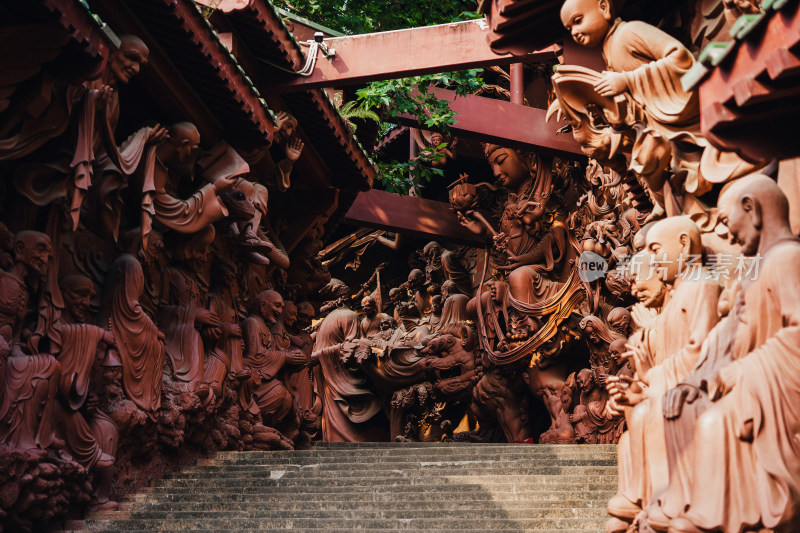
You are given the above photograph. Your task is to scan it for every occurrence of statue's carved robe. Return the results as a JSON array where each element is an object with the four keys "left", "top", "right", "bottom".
[
  {"left": 139, "top": 148, "right": 228, "bottom": 238},
  {"left": 388, "top": 321, "right": 431, "bottom": 350},
  {"left": 0, "top": 80, "right": 77, "bottom": 161},
  {"left": 360, "top": 314, "right": 383, "bottom": 338},
  {"left": 616, "top": 273, "right": 720, "bottom": 509},
  {"left": 107, "top": 255, "right": 165, "bottom": 418},
  {"left": 12, "top": 84, "right": 151, "bottom": 233},
  {"left": 577, "top": 387, "right": 623, "bottom": 444},
  {"left": 242, "top": 315, "right": 293, "bottom": 424},
  {"left": 315, "top": 310, "right": 384, "bottom": 442},
  {"left": 140, "top": 142, "right": 248, "bottom": 243},
  {"left": 506, "top": 223, "right": 574, "bottom": 305},
  {"left": 440, "top": 250, "right": 472, "bottom": 294},
  {"left": 55, "top": 404, "right": 117, "bottom": 469},
  {"left": 602, "top": 19, "right": 757, "bottom": 196},
  {"left": 0, "top": 352, "right": 61, "bottom": 451},
  {"left": 0, "top": 271, "right": 61, "bottom": 451},
  {"left": 54, "top": 323, "right": 105, "bottom": 410},
  {"left": 603, "top": 20, "right": 699, "bottom": 138},
  {"left": 436, "top": 294, "right": 469, "bottom": 335},
  {"left": 664, "top": 240, "right": 800, "bottom": 531},
  {"left": 283, "top": 327, "right": 316, "bottom": 419},
  {"left": 159, "top": 267, "right": 205, "bottom": 389},
  {"left": 209, "top": 291, "right": 244, "bottom": 376}
]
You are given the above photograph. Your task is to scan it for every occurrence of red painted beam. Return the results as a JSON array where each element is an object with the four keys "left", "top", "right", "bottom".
[
  {"left": 392, "top": 88, "right": 584, "bottom": 157},
  {"left": 345, "top": 189, "right": 484, "bottom": 246},
  {"left": 272, "top": 19, "right": 557, "bottom": 92}
]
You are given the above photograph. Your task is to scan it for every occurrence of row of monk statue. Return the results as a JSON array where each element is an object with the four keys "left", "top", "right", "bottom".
[{"left": 3, "top": 0, "right": 800, "bottom": 531}]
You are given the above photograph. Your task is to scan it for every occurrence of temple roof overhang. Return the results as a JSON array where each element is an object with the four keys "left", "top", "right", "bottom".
[
  {"left": 212, "top": 0, "right": 374, "bottom": 190},
  {"left": 683, "top": 0, "right": 800, "bottom": 162}
]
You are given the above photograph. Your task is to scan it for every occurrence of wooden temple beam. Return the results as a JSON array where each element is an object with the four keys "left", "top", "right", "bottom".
[
  {"left": 272, "top": 19, "right": 558, "bottom": 92},
  {"left": 89, "top": 0, "right": 225, "bottom": 145},
  {"left": 43, "top": 0, "right": 112, "bottom": 67},
  {"left": 344, "top": 189, "right": 484, "bottom": 246},
  {"left": 392, "top": 88, "right": 584, "bottom": 157}
]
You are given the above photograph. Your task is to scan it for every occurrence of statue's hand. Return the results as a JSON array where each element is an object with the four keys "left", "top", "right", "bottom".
[
  {"left": 224, "top": 323, "right": 242, "bottom": 338},
  {"left": 94, "top": 85, "right": 114, "bottom": 110},
  {"left": 85, "top": 392, "right": 99, "bottom": 414},
  {"left": 202, "top": 326, "right": 222, "bottom": 343},
  {"left": 607, "top": 375, "right": 644, "bottom": 406},
  {"left": 497, "top": 255, "right": 525, "bottom": 271},
  {"left": 147, "top": 124, "right": 169, "bottom": 145},
  {"left": 663, "top": 383, "right": 700, "bottom": 420},
  {"left": 102, "top": 330, "right": 116, "bottom": 346},
  {"left": 594, "top": 71, "right": 628, "bottom": 97},
  {"left": 285, "top": 138, "right": 304, "bottom": 161},
  {"left": 213, "top": 175, "right": 237, "bottom": 193},
  {"left": 715, "top": 363, "right": 741, "bottom": 398},
  {"left": 274, "top": 111, "right": 290, "bottom": 128},
  {"left": 456, "top": 211, "right": 483, "bottom": 235},
  {"left": 196, "top": 308, "right": 220, "bottom": 327},
  {"left": 285, "top": 349, "right": 307, "bottom": 366}
]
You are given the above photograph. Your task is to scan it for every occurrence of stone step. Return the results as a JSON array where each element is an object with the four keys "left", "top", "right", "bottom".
[
  {"left": 70, "top": 516, "right": 609, "bottom": 530},
  {"left": 307, "top": 442, "right": 614, "bottom": 449},
  {"left": 168, "top": 465, "right": 617, "bottom": 479},
  {"left": 64, "top": 529, "right": 604, "bottom": 533},
  {"left": 118, "top": 498, "right": 612, "bottom": 512},
  {"left": 89, "top": 508, "right": 608, "bottom": 520},
  {"left": 204, "top": 455, "right": 616, "bottom": 466},
  {"left": 155, "top": 474, "right": 617, "bottom": 487},
  {"left": 212, "top": 447, "right": 616, "bottom": 459},
  {"left": 126, "top": 488, "right": 617, "bottom": 504},
  {"left": 195, "top": 456, "right": 617, "bottom": 468},
  {"left": 77, "top": 443, "right": 617, "bottom": 531}
]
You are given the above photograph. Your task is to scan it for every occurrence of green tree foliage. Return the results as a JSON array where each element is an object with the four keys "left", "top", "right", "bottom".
[
  {"left": 355, "top": 70, "right": 483, "bottom": 193},
  {"left": 277, "top": 0, "right": 484, "bottom": 193},
  {"left": 276, "top": 0, "right": 480, "bottom": 35},
  {"left": 375, "top": 143, "right": 447, "bottom": 194}
]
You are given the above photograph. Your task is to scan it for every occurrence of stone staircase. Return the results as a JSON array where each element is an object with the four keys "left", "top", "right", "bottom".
[{"left": 64, "top": 442, "right": 617, "bottom": 532}]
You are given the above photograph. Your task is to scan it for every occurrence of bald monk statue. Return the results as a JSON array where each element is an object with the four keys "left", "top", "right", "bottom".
[
  {"left": 659, "top": 175, "right": 800, "bottom": 533},
  {"left": 0, "top": 232, "right": 62, "bottom": 453},
  {"left": 241, "top": 290, "right": 305, "bottom": 438},
  {"left": 604, "top": 216, "right": 721, "bottom": 532},
  {"left": 139, "top": 122, "right": 247, "bottom": 247}
]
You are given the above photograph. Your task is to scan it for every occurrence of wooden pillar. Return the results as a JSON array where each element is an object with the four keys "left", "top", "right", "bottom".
[{"left": 510, "top": 63, "right": 524, "bottom": 105}]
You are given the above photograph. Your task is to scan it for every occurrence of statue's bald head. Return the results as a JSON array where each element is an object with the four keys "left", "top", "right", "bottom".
[
  {"left": 255, "top": 289, "right": 284, "bottom": 324},
  {"left": 170, "top": 122, "right": 200, "bottom": 145},
  {"left": 13, "top": 231, "right": 52, "bottom": 276},
  {"left": 108, "top": 35, "right": 149, "bottom": 85},
  {"left": 719, "top": 174, "right": 791, "bottom": 255},
  {"left": 560, "top": 0, "right": 613, "bottom": 47},
  {"left": 645, "top": 216, "right": 703, "bottom": 283},
  {"left": 647, "top": 216, "right": 703, "bottom": 254},
  {"left": 167, "top": 122, "right": 200, "bottom": 163},
  {"left": 632, "top": 221, "right": 655, "bottom": 253}
]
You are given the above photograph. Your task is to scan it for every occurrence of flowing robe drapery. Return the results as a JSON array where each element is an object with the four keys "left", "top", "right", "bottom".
[
  {"left": 667, "top": 240, "right": 800, "bottom": 531},
  {"left": 616, "top": 274, "right": 720, "bottom": 508},
  {"left": 55, "top": 323, "right": 105, "bottom": 411},
  {"left": 602, "top": 19, "right": 758, "bottom": 195},
  {"left": 241, "top": 316, "right": 293, "bottom": 423},
  {"left": 159, "top": 268, "right": 204, "bottom": 389},
  {"left": 107, "top": 255, "right": 165, "bottom": 418},
  {"left": 315, "top": 309, "right": 384, "bottom": 442}
]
